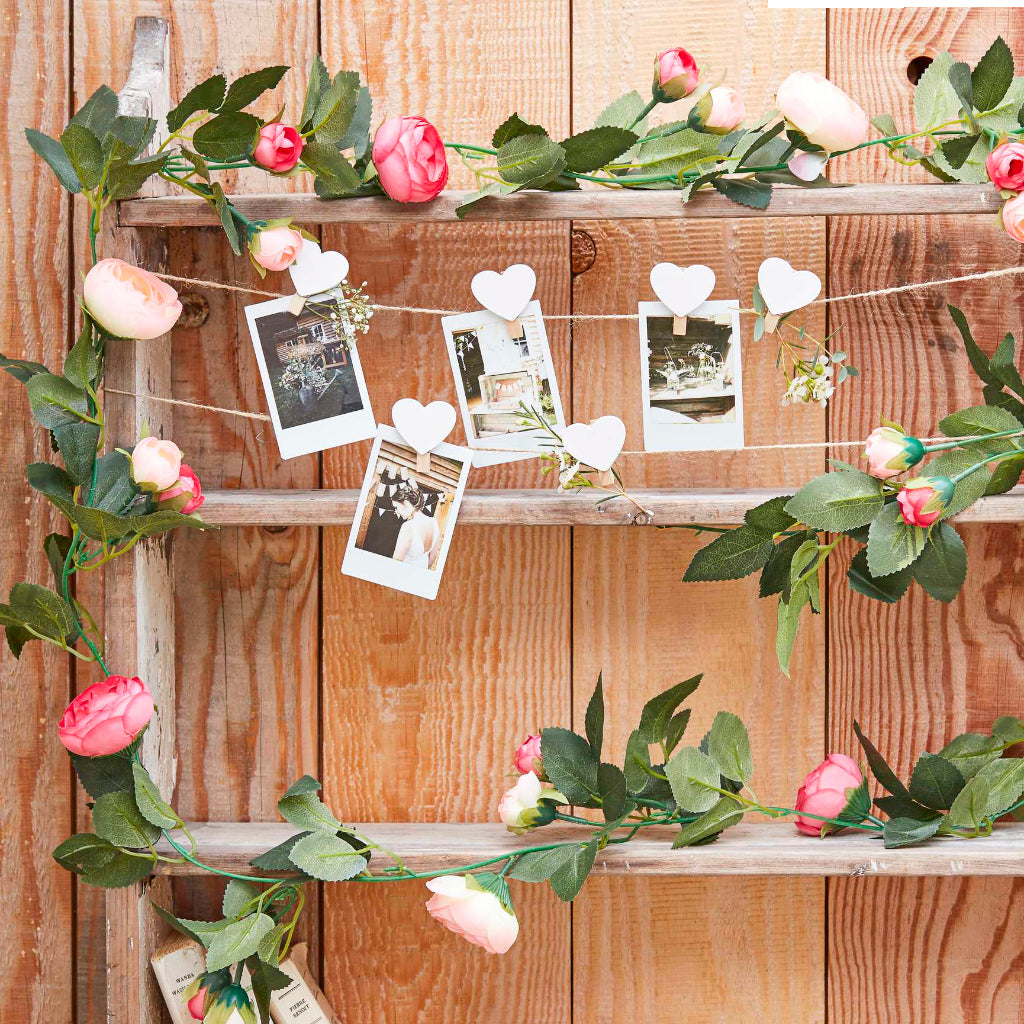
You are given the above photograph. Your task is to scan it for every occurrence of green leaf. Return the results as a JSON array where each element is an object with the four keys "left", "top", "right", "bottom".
[
  {"left": 623, "top": 729, "right": 652, "bottom": 792},
  {"left": 972, "top": 36, "right": 1014, "bottom": 113},
  {"left": 149, "top": 903, "right": 205, "bottom": 945},
  {"left": 938, "top": 731, "right": 1003, "bottom": 780},
  {"left": 102, "top": 115, "right": 156, "bottom": 163},
  {"left": 637, "top": 675, "right": 701, "bottom": 745},
  {"left": 70, "top": 86, "right": 119, "bottom": 138},
  {"left": 132, "top": 762, "right": 178, "bottom": 829},
  {"left": 63, "top": 324, "right": 99, "bottom": 390},
  {"left": 302, "top": 141, "right": 361, "bottom": 196},
  {"left": 775, "top": 584, "right": 810, "bottom": 677},
  {"left": 540, "top": 727, "right": 598, "bottom": 804},
  {"left": 948, "top": 61, "right": 974, "bottom": 115},
  {"left": 249, "top": 832, "right": 313, "bottom": 877},
  {"left": 711, "top": 176, "right": 772, "bottom": 210},
  {"left": 939, "top": 133, "right": 980, "bottom": 170},
  {"left": 672, "top": 796, "right": 745, "bottom": 848},
  {"left": 221, "top": 66, "right": 289, "bottom": 112},
  {"left": 222, "top": 879, "right": 261, "bottom": 919},
  {"left": 167, "top": 75, "right": 227, "bottom": 133},
  {"left": 915, "top": 52, "right": 961, "bottom": 132},
  {"left": 311, "top": 71, "right": 361, "bottom": 144},
  {"left": 972, "top": 757, "right": 1024, "bottom": 817},
  {"left": 454, "top": 182, "right": 516, "bottom": 217},
  {"left": 704, "top": 711, "right": 752, "bottom": 783},
  {"left": 594, "top": 91, "right": 646, "bottom": 132},
  {"left": 547, "top": 839, "right": 598, "bottom": 901},
  {"left": 281, "top": 775, "right": 322, "bottom": 798},
  {"left": 8, "top": 581, "right": 76, "bottom": 644},
  {"left": 597, "top": 762, "right": 628, "bottom": 821},
  {"left": 992, "top": 716, "right": 1024, "bottom": 745},
  {"left": 495, "top": 134, "right": 567, "bottom": 189},
  {"left": 27, "top": 461, "right": 74, "bottom": 502},
  {"left": 60, "top": 123, "right": 104, "bottom": 190},
  {"left": 584, "top": 673, "right": 603, "bottom": 759},
  {"left": 665, "top": 746, "right": 722, "bottom": 813},
  {"left": 847, "top": 547, "right": 913, "bottom": 603},
  {"left": 92, "top": 791, "right": 162, "bottom": 848},
  {"left": 277, "top": 784, "right": 342, "bottom": 833},
  {"left": 866, "top": 501, "right": 928, "bottom": 577},
  {"left": 53, "top": 421, "right": 100, "bottom": 485},
  {"left": 43, "top": 533, "right": 72, "bottom": 586},
  {"left": 247, "top": 957, "right": 292, "bottom": 1024},
  {"left": 784, "top": 471, "right": 884, "bottom": 532},
  {"left": 925, "top": 448, "right": 991, "bottom": 519},
  {"left": 560, "top": 126, "right": 637, "bottom": 173},
  {"left": 874, "top": 794, "right": 940, "bottom": 822},
  {"left": 947, "top": 304, "right": 995, "bottom": 385},
  {"left": 630, "top": 124, "right": 720, "bottom": 181},
  {"left": 948, "top": 772, "right": 992, "bottom": 829},
  {"left": 25, "top": 128, "right": 82, "bottom": 193},
  {"left": 989, "top": 332, "right": 1024, "bottom": 397},
  {"left": 683, "top": 525, "right": 774, "bottom": 582},
  {"left": 912, "top": 522, "right": 967, "bottom": 603},
  {"left": 0, "top": 352, "right": 50, "bottom": 384},
  {"left": 939, "top": 404, "right": 1022, "bottom": 454},
  {"left": 338, "top": 86, "right": 372, "bottom": 158},
  {"left": 508, "top": 843, "right": 580, "bottom": 882},
  {"left": 26, "top": 373, "right": 90, "bottom": 428},
  {"left": 744, "top": 495, "right": 796, "bottom": 534},
  {"left": 664, "top": 710, "right": 691, "bottom": 756},
  {"left": 205, "top": 913, "right": 276, "bottom": 973},
  {"left": 70, "top": 751, "right": 134, "bottom": 799},
  {"left": 192, "top": 111, "right": 261, "bottom": 161},
  {"left": 287, "top": 831, "right": 367, "bottom": 881},
  {"left": 908, "top": 753, "right": 965, "bottom": 810},
  {"left": 492, "top": 113, "right": 547, "bottom": 149},
  {"left": 105, "top": 154, "right": 167, "bottom": 201},
  {"left": 759, "top": 532, "right": 811, "bottom": 599},
  {"left": 177, "top": 917, "right": 233, "bottom": 948},
  {"left": 207, "top": 182, "right": 241, "bottom": 255},
  {"left": 91, "top": 449, "right": 137, "bottom": 514},
  {"left": 53, "top": 832, "right": 118, "bottom": 874},
  {"left": 300, "top": 55, "right": 330, "bottom": 129},
  {"left": 854, "top": 720, "right": 911, "bottom": 797},
  {"left": 78, "top": 847, "right": 156, "bottom": 888},
  {"left": 882, "top": 816, "right": 942, "bottom": 849}
]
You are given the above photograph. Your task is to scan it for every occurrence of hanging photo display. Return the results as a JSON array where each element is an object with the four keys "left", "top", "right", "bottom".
[
  {"left": 442, "top": 300, "right": 566, "bottom": 462},
  {"left": 341, "top": 425, "right": 471, "bottom": 600},
  {"left": 638, "top": 300, "right": 744, "bottom": 451},
  {"left": 244, "top": 287, "right": 375, "bottom": 460}
]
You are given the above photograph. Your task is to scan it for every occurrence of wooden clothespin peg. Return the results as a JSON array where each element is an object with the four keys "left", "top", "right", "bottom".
[
  {"left": 672, "top": 315, "right": 688, "bottom": 336},
  {"left": 763, "top": 312, "right": 781, "bottom": 334},
  {"left": 415, "top": 451, "right": 432, "bottom": 474},
  {"left": 286, "top": 293, "right": 307, "bottom": 316}
]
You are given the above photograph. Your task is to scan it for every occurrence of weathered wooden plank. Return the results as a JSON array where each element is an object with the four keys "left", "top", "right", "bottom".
[
  {"left": 827, "top": 9, "right": 1024, "bottom": 1024},
  {"left": 198, "top": 486, "right": 1024, "bottom": 526},
  {"left": 0, "top": 0, "right": 74, "bottom": 1020},
  {"left": 569, "top": 5, "right": 828, "bottom": 1023},
  {"left": 156, "top": 821, "right": 1024, "bottom": 877},
  {"left": 318, "top": 3, "right": 572, "bottom": 1021},
  {"left": 119, "top": 182, "right": 1004, "bottom": 226}
]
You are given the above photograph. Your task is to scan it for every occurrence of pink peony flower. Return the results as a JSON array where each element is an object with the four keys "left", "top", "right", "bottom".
[
  {"left": 425, "top": 875, "right": 519, "bottom": 954},
  {"left": 252, "top": 123, "right": 304, "bottom": 173},
  {"left": 251, "top": 225, "right": 304, "bottom": 272},
  {"left": 705, "top": 86, "right": 745, "bottom": 133},
  {"left": 157, "top": 464, "right": 205, "bottom": 515},
  {"left": 131, "top": 436, "right": 183, "bottom": 492},
  {"left": 776, "top": 71, "right": 869, "bottom": 153},
  {"left": 58, "top": 675, "right": 155, "bottom": 757},
  {"left": 896, "top": 476, "right": 954, "bottom": 528},
  {"left": 1002, "top": 193, "right": 1024, "bottom": 243},
  {"left": 794, "top": 753, "right": 863, "bottom": 836},
  {"left": 513, "top": 734, "right": 543, "bottom": 775},
  {"left": 654, "top": 48, "right": 700, "bottom": 100},
  {"left": 372, "top": 116, "right": 449, "bottom": 203},
  {"left": 986, "top": 141, "right": 1024, "bottom": 192},
  {"left": 788, "top": 151, "right": 827, "bottom": 182},
  {"left": 83, "top": 259, "right": 182, "bottom": 340}
]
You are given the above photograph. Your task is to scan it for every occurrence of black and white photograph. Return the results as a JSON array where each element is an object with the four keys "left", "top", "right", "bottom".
[
  {"left": 441, "top": 300, "right": 566, "bottom": 459},
  {"left": 244, "top": 293, "right": 375, "bottom": 459},
  {"left": 638, "top": 300, "right": 744, "bottom": 451},
  {"left": 341, "top": 426, "right": 471, "bottom": 600}
]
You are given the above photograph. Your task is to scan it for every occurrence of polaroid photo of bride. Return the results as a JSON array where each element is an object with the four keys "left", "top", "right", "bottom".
[
  {"left": 441, "top": 300, "right": 566, "bottom": 462},
  {"left": 341, "top": 426, "right": 472, "bottom": 600},
  {"left": 244, "top": 293, "right": 376, "bottom": 460},
  {"left": 638, "top": 300, "right": 744, "bottom": 452}
]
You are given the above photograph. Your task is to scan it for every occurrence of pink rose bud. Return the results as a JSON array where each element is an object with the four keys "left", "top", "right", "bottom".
[
  {"left": 986, "top": 141, "right": 1024, "bottom": 192},
  {"left": 787, "top": 151, "right": 827, "bottom": 182},
  {"left": 863, "top": 426, "right": 925, "bottom": 480},
  {"left": 372, "top": 115, "right": 449, "bottom": 203},
  {"left": 776, "top": 71, "right": 869, "bottom": 153},
  {"left": 251, "top": 225, "right": 304, "bottom": 272},
  {"left": 704, "top": 86, "right": 745, "bottom": 133},
  {"left": 513, "top": 734, "right": 543, "bottom": 775},
  {"left": 252, "top": 122, "right": 304, "bottom": 173},
  {"left": 896, "top": 475, "right": 954, "bottom": 528},
  {"left": 425, "top": 875, "right": 519, "bottom": 954},
  {"left": 497, "top": 772, "right": 564, "bottom": 834},
  {"left": 83, "top": 258, "right": 182, "bottom": 340},
  {"left": 794, "top": 753, "right": 864, "bottom": 836},
  {"left": 186, "top": 988, "right": 208, "bottom": 1021},
  {"left": 653, "top": 47, "right": 700, "bottom": 101},
  {"left": 58, "top": 675, "right": 155, "bottom": 757},
  {"left": 157, "top": 464, "right": 205, "bottom": 515},
  {"left": 131, "top": 436, "right": 183, "bottom": 492},
  {"left": 1002, "top": 192, "right": 1024, "bottom": 243}
]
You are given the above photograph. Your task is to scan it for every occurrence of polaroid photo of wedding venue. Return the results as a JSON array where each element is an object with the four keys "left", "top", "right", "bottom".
[
  {"left": 244, "top": 293, "right": 375, "bottom": 460},
  {"left": 441, "top": 300, "right": 566, "bottom": 461},
  {"left": 638, "top": 300, "right": 744, "bottom": 451},
  {"left": 341, "top": 426, "right": 472, "bottom": 600}
]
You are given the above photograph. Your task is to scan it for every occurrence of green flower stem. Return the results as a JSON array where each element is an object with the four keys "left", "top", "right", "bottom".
[
  {"left": 923, "top": 428, "right": 1024, "bottom": 455},
  {"left": 160, "top": 828, "right": 306, "bottom": 886},
  {"left": 950, "top": 448, "right": 1024, "bottom": 484},
  {"left": 629, "top": 95, "right": 661, "bottom": 130}
]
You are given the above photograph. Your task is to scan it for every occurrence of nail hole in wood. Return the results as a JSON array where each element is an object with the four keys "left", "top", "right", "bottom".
[
  {"left": 571, "top": 229, "right": 597, "bottom": 276},
  {"left": 907, "top": 56, "right": 933, "bottom": 85}
]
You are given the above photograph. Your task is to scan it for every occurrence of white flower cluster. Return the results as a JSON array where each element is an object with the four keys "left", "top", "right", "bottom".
[{"left": 782, "top": 354, "right": 835, "bottom": 408}]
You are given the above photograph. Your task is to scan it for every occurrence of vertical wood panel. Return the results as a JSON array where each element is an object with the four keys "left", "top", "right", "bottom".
[
  {"left": 828, "top": 10, "right": 1024, "bottom": 1024},
  {"left": 570, "top": 4, "right": 827, "bottom": 1021},
  {"left": 0, "top": 1, "right": 73, "bottom": 1021},
  {"left": 320, "top": 3, "right": 572, "bottom": 1021}
]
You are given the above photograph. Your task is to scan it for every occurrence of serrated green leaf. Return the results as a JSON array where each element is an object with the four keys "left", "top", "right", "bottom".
[
  {"left": 854, "top": 720, "right": 912, "bottom": 797},
  {"left": 939, "top": 731, "right": 1004, "bottom": 780},
  {"left": 908, "top": 752, "right": 965, "bottom": 809},
  {"left": 874, "top": 794, "right": 940, "bottom": 822},
  {"left": 131, "top": 762, "right": 178, "bottom": 829},
  {"left": 168, "top": 75, "right": 228, "bottom": 133},
  {"left": 623, "top": 729, "right": 652, "bottom": 792},
  {"left": 105, "top": 153, "right": 167, "bottom": 201},
  {"left": 940, "top": 404, "right": 1022, "bottom": 454},
  {"left": 560, "top": 126, "right": 637, "bottom": 173},
  {"left": 338, "top": 86, "right": 372, "bottom": 158},
  {"left": 665, "top": 746, "right": 721, "bottom": 813},
  {"left": 287, "top": 831, "right": 367, "bottom": 882},
  {"left": 637, "top": 676, "right": 701, "bottom": 745},
  {"left": 79, "top": 847, "right": 156, "bottom": 888},
  {"left": 705, "top": 711, "right": 752, "bottom": 783},
  {"left": 584, "top": 673, "right": 603, "bottom": 760},
  {"left": 43, "top": 533, "right": 72, "bottom": 587},
  {"left": 948, "top": 304, "right": 995, "bottom": 384},
  {"left": 540, "top": 727, "right": 598, "bottom": 804},
  {"left": 992, "top": 716, "right": 1024, "bottom": 745},
  {"left": 711, "top": 176, "right": 772, "bottom": 210},
  {"left": 495, "top": 134, "right": 567, "bottom": 189},
  {"left": 492, "top": 113, "right": 547, "bottom": 148},
  {"left": 926, "top": 448, "right": 992, "bottom": 519},
  {"left": 775, "top": 584, "right": 810, "bottom": 677},
  {"left": 53, "top": 421, "right": 100, "bottom": 485},
  {"left": 744, "top": 495, "right": 796, "bottom": 534},
  {"left": 866, "top": 501, "right": 928, "bottom": 577},
  {"left": 548, "top": 840, "right": 598, "bottom": 901},
  {"left": 597, "top": 762, "right": 627, "bottom": 821},
  {"left": 671, "top": 796, "right": 744, "bottom": 848},
  {"left": 973, "top": 757, "right": 1024, "bottom": 818},
  {"left": 26, "top": 373, "right": 90, "bottom": 429},
  {"left": 53, "top": 832, "right": 118, "bottom": 874},
  {"left": 948, "top": 772, "right": 992, "bottom": 829},
  {"left": 26, "top": 461, "right": 74, "bottom": 502},
  {"left": 759, "top": 532, "right": 811, "bottom": 599},
  {"left": 249, "top": 832, "right": 313, "bottom": 877},
  {"left": 664, "top": 710, "right": 691, "bottom": 757},
  {"left": 277, "top": 790, "right": 341, "bottom": 833},
  {"left": 221, "top": 66, "right": 289, "bottom": 112},
  {"left": 912, "top": 522, "right": 967, "bottom": 603},
  {"left": 683, "top": 525, "right": 774, "bottom": 582},
  {"left": 91, "top": 449, "right": 137, "bottom": 514},
  {"left": 25, "top": 128, "right": 82, "bottom": 192},
  {"left": 60, "top": 123, "right": 104, "bottom": 190},
  {"left": 302, "top": 141, "right": 361, "bottom": 196},
  {"left": 205, "top": 913, "right": 275, "bottom": 973},
  {"left": 508, "top": 843, "right": 579, "bottom": 882},
  {"left": 847, "top": 547, "right": 913, "bottom": 603},
  {"left": 882, "top": 815, "right": 943, "bottom": 849},
  {"left": 311, "top": 71, "right": 361, "bottom": 144},
  {"left": 193, "top": 111, "right": 261, "bottom": 161},
  {"left": 8, "top": 582, "right": 76, "bottom": 644},
  {"left": 990, "top": 332, "right": 1024, "bottom": 397},
  {"left": 972, "top": 37, "right": 1015, "bottom": 112},
  {"left": 784, "top": 471, "right": 884, "bottom": 532},
  {"left": 92, "top": 791, "right": 162, "bottom": 848},
  {"left": 70, "top": 751, "right": 134, "bottom": 799},
  {"left": 71, "top": 86, "right": 119, "bottom": 138},
  {"left": 0, "top": 352, "right": 49, "bottom": 384},
  {"left": 222, "top": 878, "right": 261, "bottom": 919},
  {"left": 150, "top": 903, "right": 205, "bottom": 944},
  {"left": 63, "top": 324, "right": 99, "bottom": 391}
]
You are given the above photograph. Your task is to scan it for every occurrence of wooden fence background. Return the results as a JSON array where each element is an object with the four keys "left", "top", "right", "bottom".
[{"left": 3, "top": 2, "right": 1024, "bottom": 1022}]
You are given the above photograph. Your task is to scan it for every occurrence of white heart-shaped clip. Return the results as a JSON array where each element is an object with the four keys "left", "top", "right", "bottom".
[
  {"left": 649, "top": 263, "right": 716, "bottom": 318},
  {"left": 470, "top": 264, "right": 537, "bottom": 321},
  {"left": 757, "top": 257, "right": 821, "bottom": 316},
  {"left": 563, "top": 415, "right": 626, "bottom": 473},
  {"left": 392, "top": 398, "right": 457, "bottom": 456},
  {"left": 288, "top": 238, "right": 351, "bottom": 297}
]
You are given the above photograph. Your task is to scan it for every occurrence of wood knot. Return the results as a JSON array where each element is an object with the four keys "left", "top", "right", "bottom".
[
  {"left": 632, "top": 510, "right": 654, "bottom": 526},
  {"left": 571, "top": 230, "right": 597, "bottom": 276},
  {"left": 178, "top": 292, "right": 210, "bottom": 328},
  {"left": 262, "top": 524, "right": 288, "bottom": 535}
]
